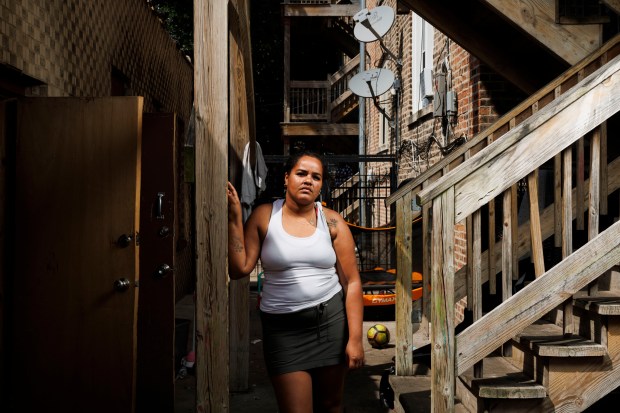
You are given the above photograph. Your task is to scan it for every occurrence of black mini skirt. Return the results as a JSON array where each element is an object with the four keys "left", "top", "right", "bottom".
[{"left": 260, "top": 290, "right": 348, "bottom": 376}]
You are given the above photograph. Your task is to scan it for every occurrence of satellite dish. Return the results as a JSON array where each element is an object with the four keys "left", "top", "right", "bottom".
[
  {"left": 348, "top": 68, "right": 395, "bottom": 98},
  {"left": 353, "top": 6, "right": 395, "bottom": 43}
]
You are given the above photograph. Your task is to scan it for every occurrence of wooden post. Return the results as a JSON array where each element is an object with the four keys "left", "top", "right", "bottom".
[
  {"left": 396, "top": 193, "right": 413, "bottom": 375},
  {"left": 431, "top": 188, "right": 455, "bottom": 413},
  {"left": 422, "top": 201, "right": 431, "bottom": 339},
  {"left": 488, "top": 198, "right": 496, "bottom": 294},
  {"left": 194, "top": 1, "right": 229, "bottom": 411},
  {"left": 562, "top": 147, "right": 574, "bottom": 335},
  {"left": 472, "top": 209, "right": 483, "bottom": 378},
  {"left": 502, "top": 188, "right": 513, "bottom": 357},
  {"left": 228, "top": 0, "right": 254, "bottom": 392},
  {"left": 528, "top": 170, "right": 545, "bottom": 277},
  {"left": 589, "top": 126, "right": 601, "bottom": 295}
]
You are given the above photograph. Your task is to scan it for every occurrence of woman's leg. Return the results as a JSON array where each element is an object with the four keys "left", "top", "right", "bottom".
[
  {"left": 270, "top": 370, "right": 314, "bottom": 413},
  {"left": 310, "top": 363, "right": 348, "bottom": 413}
]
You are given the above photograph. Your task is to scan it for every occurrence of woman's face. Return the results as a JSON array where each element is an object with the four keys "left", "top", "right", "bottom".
[{"left": 284, "top": 155, "right": 323, "bottom": 203}]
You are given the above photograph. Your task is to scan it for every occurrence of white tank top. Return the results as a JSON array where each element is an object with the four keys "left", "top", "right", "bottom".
[{"left": 259, "top": 199, "right": 342, "bottom": 313}]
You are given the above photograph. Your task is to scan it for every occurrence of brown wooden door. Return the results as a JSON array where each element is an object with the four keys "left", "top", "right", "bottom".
[
  {"left": 136, "top": 113, "right": 177, "bottom": 412},
  {"left": 9, "top": 97, "right": 142, "bottom": 413}
]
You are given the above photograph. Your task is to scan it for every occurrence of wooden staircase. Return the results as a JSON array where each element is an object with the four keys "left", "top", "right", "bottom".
[{"left": 386, "top": 32, "right": 620, "bottom": 412}]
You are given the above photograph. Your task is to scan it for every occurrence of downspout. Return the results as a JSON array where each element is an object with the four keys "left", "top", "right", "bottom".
[{"left": 358, "top": 0, "right": 366, "bottom": 227}]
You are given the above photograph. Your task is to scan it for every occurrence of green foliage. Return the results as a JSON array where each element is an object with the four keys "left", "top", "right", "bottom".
[{"left": 148, "top": 0, "right": 193, "bottom": 56}]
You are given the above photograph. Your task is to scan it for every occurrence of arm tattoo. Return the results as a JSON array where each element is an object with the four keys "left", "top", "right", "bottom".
[
  {"left": 327, "top": 218, "right": 338, "bottom": 229},
  {"left": 231, "top": 236, "right": 244, "bottom": 253}
]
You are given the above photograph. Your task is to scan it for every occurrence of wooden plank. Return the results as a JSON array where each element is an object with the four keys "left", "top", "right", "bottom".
[
  {"left": 589, "top": 127, "right": 601, "bottom": 293},
  {"left": 562, "top": 147, "right": 574, "bottom": 335},
  {"left": 502, "top": 189, "right": 513, "bottom": 302},
  {"left": 555, "top": 153, "right": 562, "bottom": 247},
  {"left": 395, "top": 194, "right": 414, "bottom": 376},
  {"left": 600, "top": 121, "right": 608, "bottom": 215},
  {"left": 577, "top": 138, "right": 585, "bottom": 230},
  {"left": 283, "top": 3, "right": 359, "bottom": 17},
  {"left": 456, "top": 219, "right": 620, "bottom": 375},
  {"left": 194, "top": 0, "right": 229, "bottom": 411},
  {"left": 228, "top": 0, "right": 253, "bottom": 392},
  {"left": 418, "top": 55, "right": 620, "bottom": 220},
  {"left": 472, "top": 210, "right": 483, "bottom": 378},
  {"left": 488, "top": 198, "right": 496, "bottom": 294},
  {"left": 453, "top": 158, "right": 620, "bottom": 311},
  {"left": 431, "top": 188, "right": 456, "bottom": 412},
  {"left": 460, "top": 356, "right": 546, "bottom": 399},
  {"left": 281, "top": 122, "right": 359, "bottom": 136},
  {"left": 422, "top": 202, "right": 431, "bottom": 339},
  {"left": 386, "top": 34, "right": 620, "bottom": 208},
  {"left": 589, "top": 127, "right": 601, "bottom": 240},
  {"left": 454, "top": 157, "right": 620, "bottom": 304},
  {"left": 482, "top": 0, "right": 600, "bottom": 65},
  {"left": 575, "top": 296, "right": 620, "bottom": 315},
  {"left": 602, "top": 0, "right": 620, "bottom": 14},
  {"left": 542, "top": 321, "right": 620, "bottom": 411},
  {"left": 511, "top": 185, "right": 519, "bottom": 281},
  {"left": 514, "top": 320, "right": 605, "bottom": 357},
  {"left": 527, "top": 170, "right": 545, "bottom": 277}
]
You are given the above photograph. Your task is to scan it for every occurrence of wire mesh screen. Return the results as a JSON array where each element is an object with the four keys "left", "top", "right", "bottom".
[{"left": 323, "top": 162, "right": 396, "bottom": 271}]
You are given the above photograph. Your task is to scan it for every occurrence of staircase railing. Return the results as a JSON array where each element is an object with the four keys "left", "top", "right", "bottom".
[
  {"left": 415, "top": 51, "right": 620, "bottom": 412},
  {"left": 384, "top": 33, "right": 620, "bottom": 380},
  {"left": 285, "top": 54, "right": 360, "bottom": 123}
]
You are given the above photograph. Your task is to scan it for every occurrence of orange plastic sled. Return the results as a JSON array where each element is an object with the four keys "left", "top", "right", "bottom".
[{"left": 361, "top": 268, "right": 424, "bottom": 307}]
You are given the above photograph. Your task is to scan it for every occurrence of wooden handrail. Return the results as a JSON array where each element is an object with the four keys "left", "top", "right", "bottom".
[
  {"left": 385, "top": 33, "right": 620, "bottom": 208},
  {"left": 424, "top": 49, "right": 620, "bottom": 411},
  {"left": 417, "top": 54, "right": 620, "bottom": 217},
  {"left": 456, "top": 220, "right": 620, "bottom": 375}
]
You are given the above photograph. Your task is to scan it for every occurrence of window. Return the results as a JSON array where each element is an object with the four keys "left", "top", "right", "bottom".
[{"left": 411, "top": 13, "right": 434, "bottom": 115}]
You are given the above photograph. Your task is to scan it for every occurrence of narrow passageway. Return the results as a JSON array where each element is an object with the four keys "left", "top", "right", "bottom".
[{"left": 174, "top": 288, "right": 421, "bottom": 412}]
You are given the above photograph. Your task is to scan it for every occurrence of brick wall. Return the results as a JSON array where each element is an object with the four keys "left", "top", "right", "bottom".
[
  {"left": 363, "top": 2, "right": 525, "bottom": 325},
  {"left": 1, "top": 0, "right": 195, "bottom": 301}
]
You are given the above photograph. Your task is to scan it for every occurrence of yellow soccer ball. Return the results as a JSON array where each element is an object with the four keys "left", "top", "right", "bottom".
[{"left": 367, "top": 324, "right": 390, "bottom": 349}]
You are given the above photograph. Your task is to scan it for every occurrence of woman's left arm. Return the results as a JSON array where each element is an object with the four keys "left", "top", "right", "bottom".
[{"left": 326, "top": 209, "right": 365, "bottom": 369}]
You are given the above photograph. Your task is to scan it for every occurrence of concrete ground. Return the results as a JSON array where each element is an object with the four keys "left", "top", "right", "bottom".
[{"left": 174, "top": 291, "right": 430, "bottom": 412}]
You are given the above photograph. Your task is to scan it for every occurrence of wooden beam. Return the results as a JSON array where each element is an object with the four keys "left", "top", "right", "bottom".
[
  {"left": 602, "top": 0, "right": 620, "bottom": 15},
  {"left": 228, "top": 0, "right": 254, "bottom": 393},
  {"left": 417, "top": 54, "right": 620, "bottom": 220},
  {"left": 431, "top": 188, "right": 455, "bottom": 413},
  {"left": 453, "top": 157, "right": 620, "bottom": 308},
  {"left": 194, "top": 0, "right": 229, "bottom": 411},
  {"left": 527, "top": 170, "right": 545, "bottom": 277},
  {"left": 395, "top": 193, "right": 413, "bottom": 376},
  {"left": 398, "top": 0, "right": 567, "bottom": 94},
  {"left": 283, "top": 4, "right": 359, "bottom": 17},
  {"left": 280, "top": 122, "right": 359, "bottom": 136},
  {"left": 482, "top": 0, "right": 600, "bottom": 65}
]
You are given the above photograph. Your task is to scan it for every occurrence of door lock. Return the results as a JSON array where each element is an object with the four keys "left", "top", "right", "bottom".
[
  {"left": 116, "top": 234, "right": 133, "bottom": 248},
  {"left": 155, "top": 263, "right": 173, "bottom": 279},
  {"left": 114, "top": 278, "right": 132, "bottom": 292}
]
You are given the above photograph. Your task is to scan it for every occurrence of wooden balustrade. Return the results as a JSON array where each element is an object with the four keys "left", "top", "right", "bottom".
[
  {"left": 385, "top": 34, "right": 620, "bottom": 380},
  {"left": 414, "top": 51, "right": 620, "bottom": 412},
  {"left": 285, "top": 54, "right": 360, "bottom": 124}
]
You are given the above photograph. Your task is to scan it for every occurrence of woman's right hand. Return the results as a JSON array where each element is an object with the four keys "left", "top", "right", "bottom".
[{"left": 227, "top": 182, "right": 242, "bottom": 222}]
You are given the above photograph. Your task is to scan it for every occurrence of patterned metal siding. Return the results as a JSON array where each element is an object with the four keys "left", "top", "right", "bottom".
[{"left": 1, "top": 0, "right": 193, "bottom": 121}]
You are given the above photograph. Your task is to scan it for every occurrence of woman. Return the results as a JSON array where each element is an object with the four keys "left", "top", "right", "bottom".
[{"left": 227, "top": 151, "right": 364, "bottom": 413}]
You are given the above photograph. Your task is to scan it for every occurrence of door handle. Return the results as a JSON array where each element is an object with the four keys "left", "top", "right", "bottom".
[
  {"left": 114, "top": 278, "right": 132, "bottom": 292},
  {"left": 156, "top": 192, "right": 165, "bottom": 220}
]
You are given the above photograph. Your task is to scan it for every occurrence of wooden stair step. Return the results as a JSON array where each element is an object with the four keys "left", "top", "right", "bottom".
[
  {"left": 460, "top": 356, "right": 546, "bottom": 399},
  {"left": 575, "top": 293, "right": 620, "bottom": 315},
  {"left": 513, "top": 319, "right": 606, "bottom": 357}
]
